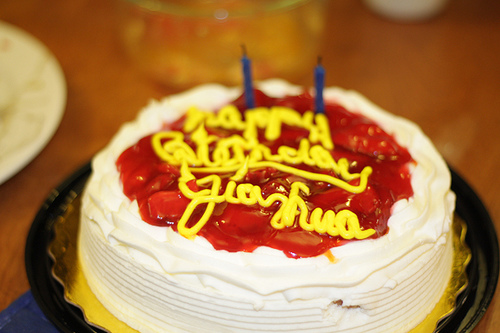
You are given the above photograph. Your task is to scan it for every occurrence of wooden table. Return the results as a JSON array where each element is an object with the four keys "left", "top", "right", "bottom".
[{"left": 0, "top": 0, "right": 499, "bottom": 331}]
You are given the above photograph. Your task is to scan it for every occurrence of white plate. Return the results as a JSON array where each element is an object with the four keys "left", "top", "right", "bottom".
[{"left": 0, "top": 20, "right": 66, "bottom": 185}]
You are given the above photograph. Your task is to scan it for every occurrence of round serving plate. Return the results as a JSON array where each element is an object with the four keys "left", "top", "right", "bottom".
[
  {"left": 0, "top": 20, "right": 66, "bottom": 185},
  {"left": 25, "top": 163, "right": 499, "bottom": 333}
]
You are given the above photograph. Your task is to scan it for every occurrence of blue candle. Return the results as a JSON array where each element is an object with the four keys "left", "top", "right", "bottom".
[
  {"left": 315, "top": 58, "right": 325, "bottom": 114},
  {"left": 241, "top": 45, "right": 255, "bottom": 109}
]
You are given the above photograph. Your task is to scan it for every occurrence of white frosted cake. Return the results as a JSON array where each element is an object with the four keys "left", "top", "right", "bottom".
[{"left": 78, "top": 79, "right": 455, "bottom": 332}]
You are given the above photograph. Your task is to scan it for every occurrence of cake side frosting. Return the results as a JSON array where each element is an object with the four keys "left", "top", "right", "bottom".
[{"left": 78, "top": 79, "right": 455, "bottom": 332}]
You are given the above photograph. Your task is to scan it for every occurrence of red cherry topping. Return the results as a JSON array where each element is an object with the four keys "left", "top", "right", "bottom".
[{"left": 116, "top": 90, "right": 414, "bottom": 258}]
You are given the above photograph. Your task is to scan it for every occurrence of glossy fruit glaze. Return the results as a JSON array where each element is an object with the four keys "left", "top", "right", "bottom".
[{"left": 116, "top": 90, "right": 413, "bottom": 258}]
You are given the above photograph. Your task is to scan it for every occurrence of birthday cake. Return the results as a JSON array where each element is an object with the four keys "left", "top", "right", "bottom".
[{"left": 78, "top": 79, "right": 455, "bottom": 332}]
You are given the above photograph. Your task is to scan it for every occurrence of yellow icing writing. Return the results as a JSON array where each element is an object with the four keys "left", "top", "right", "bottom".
[{"left": 152, "top": 106, "right": 375, "bottom": 241}]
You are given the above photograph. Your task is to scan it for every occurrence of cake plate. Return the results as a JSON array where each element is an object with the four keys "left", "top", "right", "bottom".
[
  {"left": 25, "top": 162, "right": 499, "bottom": 333},
  {"left": 0, "top": 21, "right": 66, "bottom": 185}
]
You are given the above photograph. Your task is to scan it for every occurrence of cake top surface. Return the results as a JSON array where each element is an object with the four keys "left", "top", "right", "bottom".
[{"left": 115, "top": 86, "right": 414, "bottom": 258}]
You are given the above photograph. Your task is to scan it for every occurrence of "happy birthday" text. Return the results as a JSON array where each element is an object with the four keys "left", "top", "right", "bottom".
[{"left": 152, "top": 105, "right": 375, "bottom": 240}]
